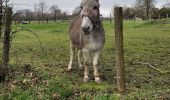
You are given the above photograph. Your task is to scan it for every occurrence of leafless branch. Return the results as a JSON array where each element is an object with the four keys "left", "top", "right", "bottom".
[{"left": 132, "top": 62, "right": 170, "bottom": 74}]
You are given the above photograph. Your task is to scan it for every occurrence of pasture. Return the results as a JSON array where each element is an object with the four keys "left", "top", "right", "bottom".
[{"left": 0, "top": 19, "right": 170, "bottom": 99}]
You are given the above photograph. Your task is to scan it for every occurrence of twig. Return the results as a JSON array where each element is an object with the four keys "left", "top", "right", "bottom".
[{"left": 132, "top": 62, "right": 170, "bottom": 74}]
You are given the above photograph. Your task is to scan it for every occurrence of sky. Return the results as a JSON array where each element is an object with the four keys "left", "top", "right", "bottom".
[{"left": 10, "top": 0, "right": 169, "bottom": 17}]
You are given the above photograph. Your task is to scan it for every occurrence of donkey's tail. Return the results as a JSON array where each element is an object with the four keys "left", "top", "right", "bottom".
[{"left": 72, "top": 6, "right": 81, "bottom": 17}]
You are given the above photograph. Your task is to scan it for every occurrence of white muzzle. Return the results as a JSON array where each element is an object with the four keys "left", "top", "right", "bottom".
[{"left": 81, "top": 17, "right": 93, "bottom": 35}]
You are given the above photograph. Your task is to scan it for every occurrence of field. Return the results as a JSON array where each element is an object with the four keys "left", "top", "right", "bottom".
[{"left": 0, "top": 19, "right": 170, "bottom": 99}]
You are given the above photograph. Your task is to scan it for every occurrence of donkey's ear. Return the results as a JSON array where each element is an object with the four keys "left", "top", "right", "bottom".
[{"left": 96, "top": 0, "right": 99, "bottom": 3}]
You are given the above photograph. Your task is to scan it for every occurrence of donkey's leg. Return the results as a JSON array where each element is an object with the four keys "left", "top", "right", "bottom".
[
  {"left": 93, "top": 50, "right": 101, "bottom": 83},
  {"left": 68, "top": 43, "right": 75, "bottom": 71},
  {"left": 78, "top": 50, "right": 83, "bottom": 69},
  {"left": 83, "top": 50, "right": 90, "bottom": 82}
]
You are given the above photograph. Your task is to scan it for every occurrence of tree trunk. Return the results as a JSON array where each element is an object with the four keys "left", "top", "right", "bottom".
[
  {"left": 146, "top": 1, "right": 149, "bottom": 20},
  {"left": 46, "top": 18, "right": 48, "bottom": 23},
  {"left": 167, "top": 13, "right": 169, "bottom": 18},
  {"left": 54, "top": 13, "right": 57, "bottom": 23}
]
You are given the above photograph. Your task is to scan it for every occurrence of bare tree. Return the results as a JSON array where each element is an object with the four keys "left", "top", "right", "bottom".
[
  {"left": 38, "top": 0, "right": 48, "bottom": 23},
  {"left": 34, "top": 3, "right": 37, "bottom": 21},
  {"left": 159, "top": 7, "right": 170, "bottom": 18},
  {"left": 135, "top": 0, "right": 156, "bottom": 20},
  {"left": 151, "top": 7, "right": 160, "bottom": 19},
  {"left": 123, "top": 7, "right": 136, "bottom": 20},
  {"left": 135, "top": 0, "right": 145, "bottom": 19},
  {"left": 49, "top": 5, "right": 61, "bottom": 22},
  {"left": 163, "top": 0, "right": 170, "bottom": 8},
  {"left": 13, "top": 10, "right": 22, "bottom": 23},
  {"left": 61, "top": 11, "right": 69, "bottom": 20},
  {"left": 13, "top": 10, "right": 34, "bottom": 23},
  {"left": 25, "top": 9, "right": 34, "bottom": 23}
]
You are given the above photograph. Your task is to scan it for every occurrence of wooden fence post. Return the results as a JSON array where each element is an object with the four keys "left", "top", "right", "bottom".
[
  {"left": 1, "top": 7, "right": 12, "bottom": 78},
  {"left": 114, "top": 7, "right": 126, "bottom": 93},
  {"left": 0, "top": 0, "right": 3, "bottom": 40}
]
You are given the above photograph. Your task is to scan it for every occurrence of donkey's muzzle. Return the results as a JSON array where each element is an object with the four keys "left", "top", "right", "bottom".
[
  {"left": 81, "top": 26, "right": 90, "bottom": 35},
  {"left": 81, "top": 16, "right": 93, "bottom": 35}
]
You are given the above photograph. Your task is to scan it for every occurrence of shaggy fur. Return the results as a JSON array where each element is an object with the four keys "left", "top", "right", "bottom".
[{"left": 68, "top": 0, "right": 105, "bottom": 83}]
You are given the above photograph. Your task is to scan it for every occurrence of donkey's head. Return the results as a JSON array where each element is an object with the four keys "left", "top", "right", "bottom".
[{"left": 80, "top": 0, "right": 100, "bottom": 35}]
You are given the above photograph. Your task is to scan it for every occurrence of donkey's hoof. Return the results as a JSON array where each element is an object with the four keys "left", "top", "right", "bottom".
[
  {"left": 95, "top": 77, "right": 101, "bottom": 84},
  {"left": 67, "top": 68, "right": 72, "bottom": 72},
  {"left": 84, "top": 77, "right": 90, "bottom": 83},
  {"left": 79, "top": 65, "right": 83, "bottom": 70}
]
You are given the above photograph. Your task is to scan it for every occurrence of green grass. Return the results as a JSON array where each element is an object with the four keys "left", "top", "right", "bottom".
[{"left": 0, "top": 19, "right": 170, "bottom": 99}]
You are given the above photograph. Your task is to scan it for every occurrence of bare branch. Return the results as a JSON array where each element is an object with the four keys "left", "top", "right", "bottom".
[{"left": 132, "top": 62, "right": 170, "bottom": 74}]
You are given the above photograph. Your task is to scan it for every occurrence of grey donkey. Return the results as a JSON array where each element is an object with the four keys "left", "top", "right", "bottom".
[{"left": 68, "top": 0, "right": 105, "bottom": 83}]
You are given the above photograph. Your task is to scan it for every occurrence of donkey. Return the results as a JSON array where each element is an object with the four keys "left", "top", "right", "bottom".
[{"left": 68, "top": 0, "right": 105, "bottom": 83}]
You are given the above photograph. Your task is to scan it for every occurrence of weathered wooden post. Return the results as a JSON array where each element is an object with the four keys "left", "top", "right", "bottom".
[
  {"left": 114, "top": 7, "right": 126, "bottom": 93},
  {"left": 0, "top": 0, "right": 3, "bottom": 39},
  {"left": 1, "top": 7, "right": 12, "bottom": 78}
]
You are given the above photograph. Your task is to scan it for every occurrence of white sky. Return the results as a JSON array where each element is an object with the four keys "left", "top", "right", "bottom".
[{"left": 10, "top": 0, "right": 169, "bottom": 17}]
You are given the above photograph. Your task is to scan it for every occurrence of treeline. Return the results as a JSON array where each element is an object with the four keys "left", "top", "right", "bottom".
[
  {"left": 13, "top": 1, "right": 71, "bottom": 23},
  {"left": 13, "top": 0, "right": 170, "bottom": 23},
  {"left": 13, "top": 9, "right": 70, "bottom": 23},
  {"left": 123, "top": 0, "right": 170, "bottom": 20}
]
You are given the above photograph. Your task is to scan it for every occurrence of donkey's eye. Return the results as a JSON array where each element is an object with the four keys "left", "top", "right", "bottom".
[
  {"left": 93, "top": 6, "right": 98, "bottom": 10},
  {"left": 80, "top": 6, "right": 83, "bottom": 9}
]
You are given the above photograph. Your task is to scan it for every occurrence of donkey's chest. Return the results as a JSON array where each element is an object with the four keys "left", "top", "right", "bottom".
[{"left": 84, "top": 36, "right": 103, "bottom": 51}]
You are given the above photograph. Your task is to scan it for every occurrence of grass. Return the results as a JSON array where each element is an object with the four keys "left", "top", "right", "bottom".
[{"left": 0, "top": 19, "right": 170, "bottom": 99}]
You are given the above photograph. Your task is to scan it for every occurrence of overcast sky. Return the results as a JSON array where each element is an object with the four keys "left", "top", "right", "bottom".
[{"left": 10, "top": 0, "right": 169, "bottom": 17}]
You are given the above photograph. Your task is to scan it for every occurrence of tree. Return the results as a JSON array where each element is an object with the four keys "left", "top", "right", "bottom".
[
  {"left": 34, "top": 3, "right": 37, "bottom": 21},
  {"left": 123, "top": 7, "right": 135, "bottom": 20},
  {"left": 159, "top": 7, "right": 170, "bottom": 18},
  {"left": 24, "top": 9, "right": 34, "bottom": 24},
  {"left": 49, "top": 5, "right": 61, "bottom": 22},
  {"left": 135, "top": 0, "right": 156, "bottom": 20},
  {"left": 160, "top": 1, "right": 170, "bottom": 18},
  {"left": 60, "top": 11, "right": 70, "bottom": 20},
  {"left": 163, "top": 1, "right": 170, "bottom": 8},
  {"left": 13, "top": 10, "right": 34, "bottom": 23},
  {"left": 151, "top": 7, "right": 160, "bottom": 19},
  {"left": 13, "top": 10, "right": 22, "bottom": 23},
  {"left": 38, "top": 0, "right": 48, "bottom": 23}
]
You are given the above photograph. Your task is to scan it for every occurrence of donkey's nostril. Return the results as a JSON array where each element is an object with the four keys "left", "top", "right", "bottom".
[{"left": 82, "top": 27, "right": 89, "bottom": 32}]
